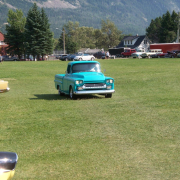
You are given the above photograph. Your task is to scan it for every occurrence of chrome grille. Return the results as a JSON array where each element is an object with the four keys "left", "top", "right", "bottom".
[{"left": 83, "top": 83, "right": 106, "bottom": 89}]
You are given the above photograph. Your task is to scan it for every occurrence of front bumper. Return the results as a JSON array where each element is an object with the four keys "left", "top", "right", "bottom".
[{"left": 74, "top": 89, "right": 115, "bottom": 95}]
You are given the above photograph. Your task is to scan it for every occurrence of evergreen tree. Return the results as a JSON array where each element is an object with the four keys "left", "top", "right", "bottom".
[
  {"left": 4, "top": 9, "right": 26, "bottom": 59},
  {"left": 24, "top": 3, "right": 42, "bottom": 60},
  {"left": 39, "top": 8, "right": 53, "bottom": 59},
  {"left": 24, "top": 3, "right": 53, "bottom": 60},
  {"left": 146, "top": 17, "right": 162, "bottom": 43},
  {"left": 146, "top": 11, "right": 178, "bottom": 43},
  {"left": 160, "top": 11, "right": 172, "bottom": 42}
]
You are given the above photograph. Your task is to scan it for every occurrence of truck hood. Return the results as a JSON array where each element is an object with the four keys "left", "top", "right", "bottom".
[{"left": 73, "top": 72, "right": 105, "bottom": 81}]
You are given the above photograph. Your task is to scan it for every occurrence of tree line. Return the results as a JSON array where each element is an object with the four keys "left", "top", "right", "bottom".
[
  {"left": 146, "top": 10, "right": 179, "bottom": 43},
  {"left": 4, "top": 2, "right": 180, "bottom": 59},
  {"left": 55, "top": 20, "right": 123, "bottom": 54},
  {"left": 5, "top": 3, "right": 53, "bottom": 61},
  {"left": 4, "top": 2, "right": 124, "bottom": 58}
]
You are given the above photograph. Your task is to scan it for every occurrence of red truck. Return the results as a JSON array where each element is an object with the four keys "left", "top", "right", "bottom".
[
  {"left": 150, "top": 43, "right": 180, "bottom": 53},
  {"left": 121, "top": 49, "right": 136, "bottom": 57}
]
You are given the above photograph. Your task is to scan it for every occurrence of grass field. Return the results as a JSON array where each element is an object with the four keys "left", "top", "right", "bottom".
[{"left": 0, "top": 58, "right": 180, "bottom": 179}]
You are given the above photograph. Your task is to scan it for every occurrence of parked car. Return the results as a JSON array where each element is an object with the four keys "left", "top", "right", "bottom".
[
  {"left": 156, "top": 53, "right": 168, "bottom": 58},
  {"left": 73, "top": 53, "right": 95, "bottom": 61},
  {"left": 93, "top": 51, "right": 106, "bottom": 59},
  {"left": 54, "top": 61, "right": 115, "bottom": 99},
  {"left": 141, "top": 49, "right": 163, "bottom": 58},
  {"left": 165, "top": 50, "right": 180, "bottom": 58},
  {"left": 0, "top": 80, "right": 10, "bottom": 93},
  {"left": 59, "top": 54, "right": 68, "bottom": 61},
  {"left": 150, "top": 53, "right": 165, "bottom": 58},
  {"left": 121, "top": 49, "right": 136, "bottom": 58},
  {"left": 0, "top": 152, "right": 18, "bottom": 180},
  {"left": 56, "top": 54, "right": 62, "bottom": 59},
  {"left": 164, "top": 51, "right": 176, "bottom": 58},
  {"left": 177, "top": 53, "right": 180, "bottom": 58},
  {"left": 67, "top": 53, "right": 78, "bottom": 61},
  {"left": 2, "top": 55, "right": 19, "bottom": 61},
  {"left": 109, "top": 47, "right": 130, "bottom": 57},
  {"left": 131, "top": 49, "right": 145, "bottom": 59}
]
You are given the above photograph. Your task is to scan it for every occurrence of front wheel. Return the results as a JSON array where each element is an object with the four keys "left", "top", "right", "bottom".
[
  {"left": 105, "top": 94, "right": 112, "bottom": 98},
  {"left": 69, "top": 86, "right": 77, "bottom": 100},
  {"left": 58, "top": 87, "right": 64, "bottom": 96},
  {"left": 91, "top": 57, "right": 94, "bottom": 61}
]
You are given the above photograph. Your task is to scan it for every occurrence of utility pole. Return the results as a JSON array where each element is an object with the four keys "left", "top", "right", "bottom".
[{"left": 63, "top": 28, "right": 65, "bottom": 54}]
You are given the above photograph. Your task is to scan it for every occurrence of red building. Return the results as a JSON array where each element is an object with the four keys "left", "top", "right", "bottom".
[
  {"left": 0, "top": 32, "right": 7, "bottom": 55},
  {"left": 150, "top": 43, "right": 180, "bottom": 53}
]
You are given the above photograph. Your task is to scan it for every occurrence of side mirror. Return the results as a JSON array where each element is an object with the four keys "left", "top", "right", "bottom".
[{"left": 0, "top": 152, "right": 18, "bottom": 180}]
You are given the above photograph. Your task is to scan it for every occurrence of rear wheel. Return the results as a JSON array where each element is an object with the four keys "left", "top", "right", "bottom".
[
  {"left": 69, "top": 86, "right": 77, "bottom": 100},
  {"left": 105, "top": 94, "right": 112, "bottom": 98}
]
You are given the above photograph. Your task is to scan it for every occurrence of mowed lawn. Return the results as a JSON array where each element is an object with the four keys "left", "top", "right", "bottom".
[{"left": 0, "top": 58, "right": 180, "bottom": 179}]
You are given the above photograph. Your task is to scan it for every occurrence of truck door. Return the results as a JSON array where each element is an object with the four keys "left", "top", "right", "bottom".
[{"left": 63, "top": 65, "right": 71, "bottom": 93}]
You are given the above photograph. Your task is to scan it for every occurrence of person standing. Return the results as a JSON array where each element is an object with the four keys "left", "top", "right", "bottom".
[{"left": 106, "top": 51, "right": 110, "bottom": 59}]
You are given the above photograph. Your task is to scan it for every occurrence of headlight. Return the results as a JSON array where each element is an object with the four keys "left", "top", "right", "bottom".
[
  {"left": 75, "top": 80, "right": 83, "bottom": 84},
  {"left": 106, "top": 79, "right": 113, "bottom": 83}
]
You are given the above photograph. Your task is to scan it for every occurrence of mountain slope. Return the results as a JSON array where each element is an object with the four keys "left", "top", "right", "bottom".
[{"left": 0, "top": 0, "right": 180, "bottom": 38}]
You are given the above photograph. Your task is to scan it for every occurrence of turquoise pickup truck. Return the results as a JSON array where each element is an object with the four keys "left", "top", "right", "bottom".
[{"left": 54, "top": 61, "right": 115, "bottom": 99}]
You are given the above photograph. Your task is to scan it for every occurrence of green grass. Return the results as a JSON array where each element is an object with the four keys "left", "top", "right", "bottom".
[{"left": 0, "top": 58, "right": 180, "bottom": 179}]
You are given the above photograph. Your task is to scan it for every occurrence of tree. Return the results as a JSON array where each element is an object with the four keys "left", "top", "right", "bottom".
[
  {"left": 146, "top": 17, "right": 162, "bottom": 43},
  {"left": 146, "top": 11, "right": 178, "bottom": 43},
  {"left": 24, "top": 3, "right": 42, "bottom": 60},
  {"left": 24, "top": 3, "right": 53, "bottom": 60},
  {"left": 160, "top": 11, "right": 172, "bottom": 42},
  {"left": 4, "top": 9, "right": 26, "bottom": 59},
  {"left": 94, "top": 29, "right": 104, "bottom": 49},
  {"left": 101, "top": 19, "right": 122, "bottom": 50},
  {"left": 39, "top": 8, "right": 53, "bottom": 59},
  {"left": 56, "top": 31, "right": 78, "bottom": 54},
  {"left": 57, "top": 20, "right": 122, "bottom": 52}
]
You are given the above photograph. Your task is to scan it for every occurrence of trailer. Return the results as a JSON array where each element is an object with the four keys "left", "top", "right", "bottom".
[
  {"left": 150, "top": 43, "right": 180, "bottom": 53},
  {"left": 109, "top": 47, "right": 130, "bottom": 57}
]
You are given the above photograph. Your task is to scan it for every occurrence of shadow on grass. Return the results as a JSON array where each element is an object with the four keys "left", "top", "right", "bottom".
[{"left": 30, "top": 94, "right": 103, "bottom": 100}]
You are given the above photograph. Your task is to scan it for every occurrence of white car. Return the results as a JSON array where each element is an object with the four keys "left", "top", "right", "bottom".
[
  {"left": 73, "top": 53, "right": 95, "bottom": 61},
  {"left": 131, "top": 49, "right": 145, "bottom": 59}
]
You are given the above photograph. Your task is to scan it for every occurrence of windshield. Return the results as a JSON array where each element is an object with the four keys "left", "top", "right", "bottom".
[{"left": 72, "top": 63, "right": 101, "bottom": 73}]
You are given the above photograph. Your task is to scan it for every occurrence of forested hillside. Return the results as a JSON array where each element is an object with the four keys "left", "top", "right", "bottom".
[{"left": 0, "top": 0, "right": 180, "bottom": 38}]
